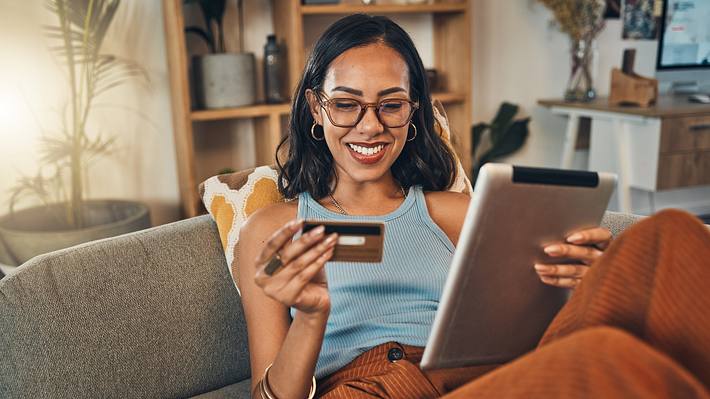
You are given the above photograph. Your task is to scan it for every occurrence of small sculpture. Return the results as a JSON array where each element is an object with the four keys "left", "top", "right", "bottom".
[{"left": 609, "top": 49, "right": 658, "bottom": 107}]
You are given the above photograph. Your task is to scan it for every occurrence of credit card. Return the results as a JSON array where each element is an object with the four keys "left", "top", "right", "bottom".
[{"left": 303, "top": 220, "right": 384, "bottom": 263}]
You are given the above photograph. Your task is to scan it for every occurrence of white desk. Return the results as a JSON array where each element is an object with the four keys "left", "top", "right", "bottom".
[{"left": 539, "top": 97, "right": 710, "bottom": 213}]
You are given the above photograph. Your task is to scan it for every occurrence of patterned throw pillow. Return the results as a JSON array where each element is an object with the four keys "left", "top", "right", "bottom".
[{"left": 200, "top": 100, "right": 473, "bottom": 294}]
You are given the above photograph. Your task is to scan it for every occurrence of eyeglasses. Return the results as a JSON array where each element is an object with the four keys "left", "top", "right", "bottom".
[{"left": 317, "top": 93, "right": 419, "bottom": 128}]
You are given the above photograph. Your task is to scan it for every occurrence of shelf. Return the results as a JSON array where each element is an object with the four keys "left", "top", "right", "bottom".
[
  {"left": 191, "top": 103, "right": 291, "bottom": 122},
  {"left": 432, "top": 91, "right": 466, "bottom": 104},
  {"left": 300, "top": 2, "right": 467, "bottom": 15}
]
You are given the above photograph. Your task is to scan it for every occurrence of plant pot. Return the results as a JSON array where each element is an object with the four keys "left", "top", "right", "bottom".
[
  {"left": 0, "top": 200, "right": 151, "bottom": 266},
  {"left": 192, "top": 53, "right": 256, "bottom": 109}
]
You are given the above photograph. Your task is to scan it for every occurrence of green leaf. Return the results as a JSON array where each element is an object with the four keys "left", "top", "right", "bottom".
[
  {"left": 197, "top": 0, "right": 226, "bottom": 24},
  {"left": 92, "top": 54, "right": 149, "bottom": 97},
  {"left": 46, "top": 0, "right": 120, "bottom": 58},
  {"left": 83, "top": 133, "right": 116, "bottom": 159},
  {"left": 478, "top": 118, "right": 530, "bottom": 165},
  {"left": 8, "top": 172, "right": 53, "bottom": 214},
  {"left": 88, "top": 1, "right": 120, "bottom": 52},
  {"left": 38, "top": 135, "right": 73, "bottom": 164},
  {"left": 185, "top": 26, "right": 215, "bottom": 52},
  {"left": 471, "top": 122, "right": 488, "bottom": 154},
  {"left": 489, "top": 102, "right": 519, "bottom": 144}
]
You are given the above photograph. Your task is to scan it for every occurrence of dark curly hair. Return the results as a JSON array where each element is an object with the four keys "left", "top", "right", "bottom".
[{"left": 276, "top": 14, "right": 457, "bottom": 200}]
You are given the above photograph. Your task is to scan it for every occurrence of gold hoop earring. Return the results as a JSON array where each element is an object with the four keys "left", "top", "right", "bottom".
[
  {"left": 311, "top": 121, "right": 324, "bottom": 141},
  {"left": 407, "top": 123, "right": 417, "bottom": 142}
]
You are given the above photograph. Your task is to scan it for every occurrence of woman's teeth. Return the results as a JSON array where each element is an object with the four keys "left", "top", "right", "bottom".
[{"left": 348, "top": 143, "right": 384, "bottom": 156}]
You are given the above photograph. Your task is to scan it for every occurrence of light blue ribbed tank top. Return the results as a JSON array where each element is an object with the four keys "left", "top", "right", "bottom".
[{"left": 293, "top": 185, "right": 455, "bottom": 379}]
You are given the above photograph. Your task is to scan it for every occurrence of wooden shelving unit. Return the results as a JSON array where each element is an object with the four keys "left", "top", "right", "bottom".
[
  {"left": 163, "top": 0, "right": 472, "bottom": 218},
  {"left": 190, "top": 104, "right": 291, "bottom": 121},
  {"left": 163, "top": 0, "right": 289, "bottom": 218}
]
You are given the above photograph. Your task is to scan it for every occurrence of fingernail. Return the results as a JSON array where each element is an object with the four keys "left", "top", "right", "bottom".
[
  {"left": 540, "top": 275, "right": 555, "bottom": 283},
  {"left": 310, "top": 225, "right": 325, "bottom": 236},
  {"left": 544, "top": 245, "right": 561, "bottom": 255},
  {"left": 534, "top": 264, "right": 551, "bottom": 272},
  {"left": 567, "top": 233, "right": 583, "bottom": 243},
  {"left": 326, "top": 233, "right": 338, "bottom": 244}
]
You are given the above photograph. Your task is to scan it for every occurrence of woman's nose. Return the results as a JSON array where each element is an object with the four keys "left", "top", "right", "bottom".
[{"left": 357, "top": 106, "right": 384, "bottom": 135}]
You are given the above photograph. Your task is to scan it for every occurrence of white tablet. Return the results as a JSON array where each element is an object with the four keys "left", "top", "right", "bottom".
[{"left": 420, "top": 163, "right": 617, "bottom": 370}]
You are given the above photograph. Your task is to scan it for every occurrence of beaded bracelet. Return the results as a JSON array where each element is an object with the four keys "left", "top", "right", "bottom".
[{"left": 261, "top": 363, "right": 316, "bottom": 399}]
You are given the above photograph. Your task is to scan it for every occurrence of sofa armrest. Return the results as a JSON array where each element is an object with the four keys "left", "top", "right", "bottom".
[
  {"left": 0, "top": 215, "right": 250, "bottom": 399},
  {"left": 601, "top": 211, "right": 644, "bottom": 238}
]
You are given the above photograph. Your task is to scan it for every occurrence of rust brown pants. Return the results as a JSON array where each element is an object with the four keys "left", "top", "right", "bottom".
[{"left": 316, "top": 209, "right": 710, "bottom": 398}]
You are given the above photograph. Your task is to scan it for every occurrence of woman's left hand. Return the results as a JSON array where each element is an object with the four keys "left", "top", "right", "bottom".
[{"left": 534, "top": 227, "right": 612, "bottom": 289}]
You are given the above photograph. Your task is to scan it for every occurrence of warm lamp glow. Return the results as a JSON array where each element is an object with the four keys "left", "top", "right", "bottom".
[{"left": 0, "top": 88, "right": 32, "bottom": 137}]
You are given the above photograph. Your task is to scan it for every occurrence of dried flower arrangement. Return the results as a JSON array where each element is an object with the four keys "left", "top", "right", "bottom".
[
  {"left": 538, "top": 0, "right": 607, "bottom": 101},
  {"left": 538, "top": 0, "right": 607, "bottom": 41}
]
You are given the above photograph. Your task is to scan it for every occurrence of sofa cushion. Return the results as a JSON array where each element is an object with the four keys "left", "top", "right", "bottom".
[
  {"left": 200, "top": 166, "right": 283, "bottom": 295},
  {"left": 0, "top": 215, "right": 251, "bottom": 399},
  {"left": 600, "top": 211, "right": 643, "bottom": 238},
  {"left": 200, "top": 100, "right": 473, "bottom": 294}
]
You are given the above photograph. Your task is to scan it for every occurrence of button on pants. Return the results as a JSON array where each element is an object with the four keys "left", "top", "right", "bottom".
[{"left": 316, "top": 342, "right": 498, "bottom": 398}]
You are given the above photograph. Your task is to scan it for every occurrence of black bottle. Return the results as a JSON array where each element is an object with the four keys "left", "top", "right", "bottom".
[{"left": 264, "top": 35, "right": 285, "bottom": 104}]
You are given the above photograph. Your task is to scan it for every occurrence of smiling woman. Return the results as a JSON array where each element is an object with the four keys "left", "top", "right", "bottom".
[{"left": 277, "top": 15, "right": 457, "bottom": 203}]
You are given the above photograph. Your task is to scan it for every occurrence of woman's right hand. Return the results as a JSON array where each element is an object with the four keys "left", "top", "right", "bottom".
[{"left": 254, "top": 219, "right": 338, "bottom": 318}]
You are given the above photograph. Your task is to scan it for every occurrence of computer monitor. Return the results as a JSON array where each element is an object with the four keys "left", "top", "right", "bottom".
[{"left": 655, "top": 0, "right": 710, "bottom": 94}]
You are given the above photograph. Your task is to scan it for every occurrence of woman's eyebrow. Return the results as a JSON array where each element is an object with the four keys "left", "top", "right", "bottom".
[
  {"left": 377, "top": 87, "right": 406, "bottom": 96},
  {"left": 332, "top": 86, "right": 363, "bottom": 96},
  {"left": 331, "top": 86, "right": 406, "bottom": 96}
]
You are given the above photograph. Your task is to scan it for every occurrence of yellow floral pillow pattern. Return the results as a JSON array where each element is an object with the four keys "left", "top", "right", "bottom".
[
  {"left": 200, "top": 100, "right": 472, "bottom": 295},
  {"left": 200, "top": 166, "right": 283, "bottom": 294}
]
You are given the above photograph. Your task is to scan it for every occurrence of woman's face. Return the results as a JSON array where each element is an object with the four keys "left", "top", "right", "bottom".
[{"left": 307, "top": 43, "right": 413, "bottom": 186}]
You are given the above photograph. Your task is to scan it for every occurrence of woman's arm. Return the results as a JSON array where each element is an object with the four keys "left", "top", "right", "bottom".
[{"left": 238, "top": 205, "right": 337, "bottom": 398}]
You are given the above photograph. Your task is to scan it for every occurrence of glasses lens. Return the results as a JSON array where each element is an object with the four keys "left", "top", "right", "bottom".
[
  {"left": 324, "top": 98, "right": 415, "bottom": 127},
  {"left": 378, "top": 99, "right": 413, "bottom": 127},
  {"left": 327, "top": 99, "right": 362, "bottom": 126}
]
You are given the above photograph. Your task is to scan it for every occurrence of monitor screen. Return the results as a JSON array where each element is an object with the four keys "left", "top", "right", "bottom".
[{"left": 657, "top": 0, "right": 710, "bottom": 69}]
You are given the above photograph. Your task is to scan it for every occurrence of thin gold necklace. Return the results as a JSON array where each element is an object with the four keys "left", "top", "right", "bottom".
[{"left": 328, "top": 186, "right": 407, "bottom": 216}]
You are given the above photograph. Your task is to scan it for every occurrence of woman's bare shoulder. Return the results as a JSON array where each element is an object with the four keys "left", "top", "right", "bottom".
[
  {"left": 423, "top": 190, "right": 471, "bottom": 212},
  {"left": 240, "top": 200, "right": 299, "bottom": 240},
  {"left": 423, "top": 190, "right": 471, "bottom": 246}
]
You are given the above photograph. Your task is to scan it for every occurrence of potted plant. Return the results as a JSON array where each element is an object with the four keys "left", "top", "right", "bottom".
[
  {"left": 0, "top": 0, "right": 151, "bottom": 266},
  {"left": 186, "top": 0, "right": 256, "bottom": 109}
]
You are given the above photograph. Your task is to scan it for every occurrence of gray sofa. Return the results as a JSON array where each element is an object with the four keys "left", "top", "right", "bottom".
[{"left": 0, "top": 212, "right": 643, "bottom": 399}]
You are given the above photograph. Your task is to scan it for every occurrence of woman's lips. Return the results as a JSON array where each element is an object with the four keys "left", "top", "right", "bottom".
[{"left": 346, "top": 144, "right": 388, "bottom": 165}]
